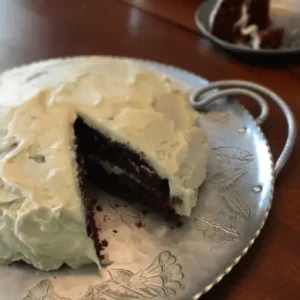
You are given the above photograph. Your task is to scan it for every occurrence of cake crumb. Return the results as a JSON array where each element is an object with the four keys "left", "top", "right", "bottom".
[
  {"left": 101, "top": 239, "right": 108, "bottom": 247},
  {"left": 99, "top": 239, "right": 109, "bottom": 251},
  {"left": 100, "top": 253, "right": 114, "bottom": 266},
  {"left": 113, "top": 230, "right": 118, "bottom": 234},
  {"left": 96, "top": 205, "right": 103, "bottom": 212},
  {"left": 114, "top": 204, "right": 119, "bottom": 208},
  {"left": 135, "top": 220, "right": 145, "bottom": 228}
]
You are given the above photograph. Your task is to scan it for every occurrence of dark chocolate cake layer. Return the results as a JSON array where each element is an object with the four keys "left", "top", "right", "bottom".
[
  {"left": 74, "top": 117, "right": 170, "bottom": 191},
  {"left": 75, "top": 133, "right": 102, "bottom": 261},
  {"left": 73, "top": 117, "right": 180, "bottom": 255},
  {"left": 247, "top": 0, "right": 270, "bottom": 30},
  {"left": 86, "top": 159, "right": 174, "bottom": 213}
]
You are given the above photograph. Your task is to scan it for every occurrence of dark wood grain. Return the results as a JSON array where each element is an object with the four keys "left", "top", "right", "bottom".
[
  {"left": 122, "top": 0, "right": 201, "bottom": 31},
  {"left": 0, "top": 0, "right": 300, "bottom": 299}
]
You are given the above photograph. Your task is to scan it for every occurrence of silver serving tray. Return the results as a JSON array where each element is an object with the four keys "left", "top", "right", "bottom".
[
  {"left": 195, "top": 0, "right": 300, "bottom": 56},
  {"left": 0, "top": 58, "right": 296, "bottom": 300}
]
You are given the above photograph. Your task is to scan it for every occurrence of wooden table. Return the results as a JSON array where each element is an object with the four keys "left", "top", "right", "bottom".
[{"left": 1, "top": 1, "right": 299, "bottom": 299}]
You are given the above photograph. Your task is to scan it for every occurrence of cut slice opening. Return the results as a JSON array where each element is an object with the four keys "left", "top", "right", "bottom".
[{"left": 74, "top": 117, "right": 180, "bottom": 261}]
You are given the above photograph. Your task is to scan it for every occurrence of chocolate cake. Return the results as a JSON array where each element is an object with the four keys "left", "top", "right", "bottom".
[
  {"left": 209, "top": 0, "right": 284, "bottom": 49},
  {"left": 0, "top": 57, "right": 208, "bottom": 271}
]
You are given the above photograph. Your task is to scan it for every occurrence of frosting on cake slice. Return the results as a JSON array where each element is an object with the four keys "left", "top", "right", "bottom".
[{"left": 0, "top": 57, "right": 208, "bottom": 271}]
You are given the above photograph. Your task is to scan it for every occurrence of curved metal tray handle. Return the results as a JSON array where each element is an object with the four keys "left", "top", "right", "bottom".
[{"left": 190, "top": 80, "right": 297, "bottom": 178}]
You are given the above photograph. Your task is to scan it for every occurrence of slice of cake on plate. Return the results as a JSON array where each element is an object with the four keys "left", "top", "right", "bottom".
[
  {"left": 209, "top": 0, "right": 284, "bottom": 49},
  {"left": 0, "top": 57, "right": 208, "bottom": 271}
]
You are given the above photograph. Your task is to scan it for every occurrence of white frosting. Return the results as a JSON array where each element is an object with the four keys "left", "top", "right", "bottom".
[
  {"left": 98, "top": 160, "right": 126, "bottom": 176},
  {"left": 241, "top": 24, "right": 261, "bottom": 49},
  {"left": 236, "top": 4, "right": 262, "bottom": 49},
  {"left": 234, "top": 3, "right": 250, "bottom": 29},
  {"left": 0, "top": 57, "right": 208, "bottom": 270}
]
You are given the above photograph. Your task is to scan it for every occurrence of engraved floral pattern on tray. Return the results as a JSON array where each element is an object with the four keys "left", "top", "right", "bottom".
[
  {"left": 23, "top": 278, "right": 70, "bottom": 300},
  {"left": 23, "top": 251, "right": 183, "bottom": 300},
  {"left": 195, "top": 147, "right": 254, "bottom": 243}
]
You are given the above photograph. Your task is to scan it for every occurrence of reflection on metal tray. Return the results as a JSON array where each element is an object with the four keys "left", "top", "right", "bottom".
[
  {"left": 195, "top": 0, "right": 300, "bottom": 56},
  {"left": 0, "top": 58, "right": 296, "bottom": 300}
]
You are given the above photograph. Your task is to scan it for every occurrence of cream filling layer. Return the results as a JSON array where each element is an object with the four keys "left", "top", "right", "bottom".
[{"left": 89, "top": 156, "right": 146, "bottom": 187}]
